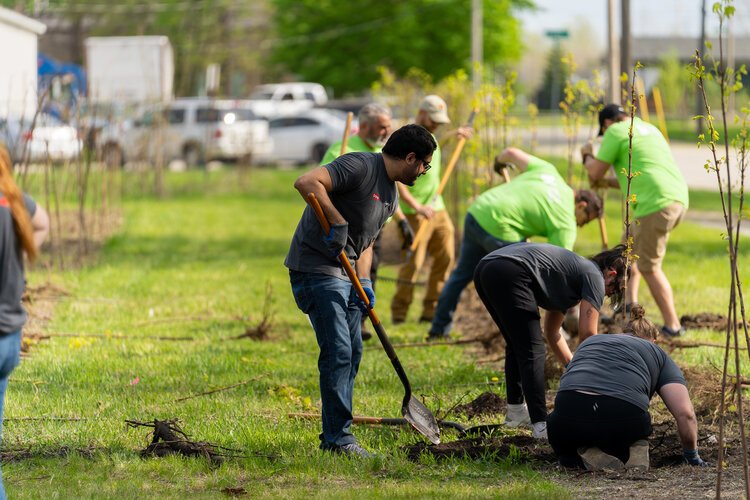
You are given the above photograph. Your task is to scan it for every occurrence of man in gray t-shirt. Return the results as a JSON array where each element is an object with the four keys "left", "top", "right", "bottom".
[{"left": 286, "top": 124, "right": 436, "bottom": 457}]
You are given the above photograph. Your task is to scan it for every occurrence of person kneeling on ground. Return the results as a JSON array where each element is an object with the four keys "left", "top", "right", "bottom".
[
  {"left": 547, "top": 304, "right": 707, "bottom": 471},
  {"left": 473, "top": 243, "right": 627, "bottom": 439}
]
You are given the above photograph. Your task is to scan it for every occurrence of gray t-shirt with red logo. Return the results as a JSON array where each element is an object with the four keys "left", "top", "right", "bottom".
[
  {"left": 0, "top": 193, "right": 36, "bottom": 334},
  {"left": 285, "top": 152, "right": 397, "bottom": 279}
]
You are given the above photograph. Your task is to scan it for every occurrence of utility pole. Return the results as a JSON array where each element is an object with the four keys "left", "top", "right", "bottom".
[
  {"left": 471, "top": 0, "right": 483, "bottom": 91},
  {"left": 607, "top": 0, "right": 620, "bottom": 103},
  {"left": 620, "top": 0, "right": 632, "bottom": 79},
  {"left": 696, "top": 0, "right": 707, "bottom": 133}
]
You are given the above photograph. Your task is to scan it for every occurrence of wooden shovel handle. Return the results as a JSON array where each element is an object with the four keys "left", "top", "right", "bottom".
[
  {"left": 409, "top": 108, "right": 478, "bottom": 253},
  {"left": 339, "top": 112, "right": 353, "bottom": 156}
]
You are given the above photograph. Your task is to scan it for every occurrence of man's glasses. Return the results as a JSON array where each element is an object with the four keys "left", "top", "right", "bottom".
[{"left": 420, "top": 159, "right": 432, "bottom": 174}]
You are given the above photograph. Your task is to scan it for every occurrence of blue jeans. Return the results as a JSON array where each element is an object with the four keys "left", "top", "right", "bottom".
[
  {"left": 0, "top": 330, "right": 21, "bottom": 500},
  {"left": 290, "top": 271, "right": 363, "bottom": 449},
  {"left": 430, "top": 214, "right": 519, "bottom": 336}
]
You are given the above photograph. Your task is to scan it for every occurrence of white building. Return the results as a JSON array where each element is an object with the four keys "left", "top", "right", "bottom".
[{"left": 0, "top": 7, "right": 46, "bottom": 117}]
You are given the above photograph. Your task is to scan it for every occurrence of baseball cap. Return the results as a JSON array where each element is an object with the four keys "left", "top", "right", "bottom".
[
  {"left": 419, "top": 95, "right": 451, "bottom": 124},
  {"left": 598, "top": 103, "right": 626, "bottom": 136}
]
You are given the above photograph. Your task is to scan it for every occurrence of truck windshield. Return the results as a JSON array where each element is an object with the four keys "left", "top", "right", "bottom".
[{"left": 197, "top": 108, "right": 256, "bottom": 123}]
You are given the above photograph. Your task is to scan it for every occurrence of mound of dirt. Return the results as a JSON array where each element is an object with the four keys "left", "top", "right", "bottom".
[
  {"left": 404, "top": 434, "right": 557, "bottom": 463},
  {"left": 453, "top": 391, "right": 506, "bottom": 419}
]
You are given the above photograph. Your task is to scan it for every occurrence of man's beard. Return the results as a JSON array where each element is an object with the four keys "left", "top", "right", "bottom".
[{"left": 368, "top": 136, "right": 387, "bottom": 148}]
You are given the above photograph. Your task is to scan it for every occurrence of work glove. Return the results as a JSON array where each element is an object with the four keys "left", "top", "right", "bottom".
[
  {"left": 398, "top": 219, "right": 414, "bottom": 249},
  {"left": 493, "top": 156, "right": 512, "bottom": 175},
  {"left": 355, "top": 278, "right": 375, "bottom": 315},
  {"left": 323, "top": 223, "right": 348, "bottom": 257},
  {"left": 683, "top": 449, "right": 708, "bottom": 467}
]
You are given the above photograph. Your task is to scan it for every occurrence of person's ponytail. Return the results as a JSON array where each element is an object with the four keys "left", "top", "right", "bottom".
[{"left": 0, "top": 146, "right": 38, "bottom": 262}]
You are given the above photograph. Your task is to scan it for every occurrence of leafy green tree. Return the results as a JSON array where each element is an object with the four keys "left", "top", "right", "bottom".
[
  {"left": 656, "top": 51, "right": 690, "bottom": 116},
  {"left": 269, "top": 0, "right": 532, "bottom": 95},
  {"left": 535, "top": 42, "right": 569, "bottom": 110}
]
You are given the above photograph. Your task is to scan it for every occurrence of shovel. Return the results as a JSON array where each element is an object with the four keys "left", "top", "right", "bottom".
[
  {"left": 307, "top": 192, "right": 441, "bottom": 445},
  {"left": 288, "top": 412, "right": 504, "bottom": 438}
]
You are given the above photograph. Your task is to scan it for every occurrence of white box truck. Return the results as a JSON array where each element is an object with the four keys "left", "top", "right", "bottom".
[{"left": 85, "top": 36, "right": 174, "bottom": 103}]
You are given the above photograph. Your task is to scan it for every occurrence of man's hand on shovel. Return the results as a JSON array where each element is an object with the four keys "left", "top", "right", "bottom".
[{"left": 354, "top": 278, "right": 375, "bottom": 314}]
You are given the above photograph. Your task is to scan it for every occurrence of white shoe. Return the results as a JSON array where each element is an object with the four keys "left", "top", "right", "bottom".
[
  {"left": 505, "top": 403, "right": 531, "bottom": 428},
  {"left": 532, "top": 421, "right": 548, "bottom": 440}
]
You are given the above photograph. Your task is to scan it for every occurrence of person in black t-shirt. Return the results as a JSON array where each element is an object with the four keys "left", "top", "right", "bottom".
[
  {"left": 473, "top": 243, "right": 627, "bottom": 440},
  {"left": 547, "top": 305, "right": 705, "bottom": 471}
]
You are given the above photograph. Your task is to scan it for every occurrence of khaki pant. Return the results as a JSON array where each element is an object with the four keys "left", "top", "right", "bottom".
[
  {"left": 624, "top": 202, "right": 685, "bottom": 273},
  {"left": 391, "top": 210, "right": 455, "bottom": 321}
]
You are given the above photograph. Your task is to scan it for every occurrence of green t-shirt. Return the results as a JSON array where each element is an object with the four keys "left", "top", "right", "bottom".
[
  {"left": 596, "top": 117, "right": 689, "bottom": 218},
  {"left": 320, "top": 135, "right": 380, "bottom": 165},
  {"left": 399, "top": 139, "right": 445, "bottom": 214},
  {"left": 467, "top": 155, "right": 577, "bottom": 250}
]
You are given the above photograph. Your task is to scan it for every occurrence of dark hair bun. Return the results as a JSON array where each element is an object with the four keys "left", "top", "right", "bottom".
[{"left": 629, "top": 303, "right": 645, "bottom": 321}]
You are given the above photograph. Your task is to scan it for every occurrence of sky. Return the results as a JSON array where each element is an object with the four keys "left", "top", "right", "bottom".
[{"left": 518, "top": 0, "right": 750, "bottom": 44}]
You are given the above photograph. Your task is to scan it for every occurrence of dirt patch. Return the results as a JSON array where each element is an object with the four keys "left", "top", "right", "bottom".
[
  {"left": 404, "top": 434, "right": 557, "bottom": 463},
  {"left": 452, "top": 391, "right": 506, "bottom": 419}
]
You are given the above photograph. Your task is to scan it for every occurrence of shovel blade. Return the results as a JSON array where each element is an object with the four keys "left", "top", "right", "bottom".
[{"left": 402, "top": 395, "right": 441, "bottom": 445}]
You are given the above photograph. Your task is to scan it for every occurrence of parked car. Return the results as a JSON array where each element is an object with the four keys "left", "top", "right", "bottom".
[
  {"left": 247, "top": 82, "right": 328, "bottom": 119},
  {"left": 98, "top": 98, "right": 272, "bottom": 168},
  {"left": 265, "top": 108, "right": 353, "bottom": 165},
  {"left": 0, "top": 114, "right": 82, "bottom": 163}
]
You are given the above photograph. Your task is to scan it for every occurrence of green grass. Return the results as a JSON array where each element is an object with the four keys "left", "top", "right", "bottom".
[{"left": 3, "top": 165, "right": 747, "bottom": 497}]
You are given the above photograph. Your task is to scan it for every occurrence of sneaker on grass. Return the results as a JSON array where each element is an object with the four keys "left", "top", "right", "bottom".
[
  {"left": 505, "top": 403, "right": 531, "bottom": 428},
  {"left": 331, "top": 443, "right": 375, "bottom": 458},
  {"left": 532, "top": 421, "right": 548, "bottom": 440}
]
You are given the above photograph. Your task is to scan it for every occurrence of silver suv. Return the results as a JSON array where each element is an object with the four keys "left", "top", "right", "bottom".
[{"left": 100, "top": 98, "right": 272, "bottom": 167}]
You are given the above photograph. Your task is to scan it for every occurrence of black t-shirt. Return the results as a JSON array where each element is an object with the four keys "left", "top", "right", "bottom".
[
  {"left": 559, "top": 334, "right": 687, "bottom": 411},
  {"left": 0, "top": 193, "right": 36, "bottom": 334},
  {"left": 284, "top": 152, "right": 397, "bottom": 279},
  {"left": 481, "top": 242, "right": 605, "bottom": 312}
]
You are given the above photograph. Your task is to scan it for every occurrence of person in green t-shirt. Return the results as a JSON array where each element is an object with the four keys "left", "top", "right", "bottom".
[
  {"left": 582, "top": 104, "right": 689, "bottom": 338},
  {"left": 428, "top": 147, "right": 603, "bottom": 339},
  {"left": 391, "top": 95, "right": 472, "bottom": 325},
  {"left": 320, "top": 103, "right": 414, "bottom": 340}
]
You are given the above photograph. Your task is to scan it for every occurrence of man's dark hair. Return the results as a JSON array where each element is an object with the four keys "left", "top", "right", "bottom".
[
  {"left": 576, "top": 189, "right": 603, "bottom": 218},
  {"left": 382, "top": 124, "right": 436, "bottom": 160}
]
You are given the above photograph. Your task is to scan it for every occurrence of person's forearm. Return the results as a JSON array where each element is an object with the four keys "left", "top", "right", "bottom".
[
  {"left": 355, "top": 245, "right": 373, "bottom": 279},
  {"left": 397, "top": 182, "right": 422, "bottom": 211},
  {"left": 676, "top": 413, "right": 699, "bottom": 450},
  {"left": 544, "top": 311, "right": 572, "bottom": 365},
  {"left": 294, "top": 174, "right": 345, "bottom": 225}
]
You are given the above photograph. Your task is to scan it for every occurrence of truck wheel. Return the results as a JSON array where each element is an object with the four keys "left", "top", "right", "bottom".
[
  {"left": 102, "top": 143, "right": 124, "bottom": 169},
  {"left": 183, "top": 143, "right": 204, "bottom": 168},
  {"left": 311, "top": 143, "right": 329, "bottom": 164}
]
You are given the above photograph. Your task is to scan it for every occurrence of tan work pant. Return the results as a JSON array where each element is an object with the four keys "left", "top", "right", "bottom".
[{"left": 391, "top": 210, "right": 455, "bottom": 322}]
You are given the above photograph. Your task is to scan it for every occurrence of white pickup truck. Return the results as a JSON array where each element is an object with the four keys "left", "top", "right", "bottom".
[{"left": 247, "top": 82, "right": 328, "bottom": 119}]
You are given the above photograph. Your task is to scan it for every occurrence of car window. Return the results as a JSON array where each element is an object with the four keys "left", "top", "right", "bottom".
[
  {"left": 269, "top": 117, "right": 293, "bottom": 129},
  {"left": 304, "top": 92, "right": 315, "bottom": 101},
  {"left": 294, "top": 118, "right": 319, "bottom": 126},
  {"left": 281, "top": 93, "right": 294, "bottom": 101},
  {"left": 250, "top": 91, "right": 273, "bottom": 100},
  {"left": 196, "top": 108, "right": 221, "bottom": 123},
  {"left": 167, "top": 108, "right": 185, "bottom": 124}
]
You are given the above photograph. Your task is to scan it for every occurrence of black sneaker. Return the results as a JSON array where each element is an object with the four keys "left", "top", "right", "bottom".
[
  {"left": 418, "top": 316, "right": 433, "bottom": 324},
  {"left": 333, "top": 443, "right": 374, "bottom": 458},
  {"left": 661, "top": 325, "right": 685, "bottom": 338}
]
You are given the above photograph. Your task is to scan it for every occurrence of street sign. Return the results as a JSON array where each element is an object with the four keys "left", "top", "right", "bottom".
[{"left": 544, "top": 30, "right": 570, "bottom": 40}]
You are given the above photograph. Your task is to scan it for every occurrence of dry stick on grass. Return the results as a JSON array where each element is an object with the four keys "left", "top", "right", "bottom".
[
  {"left": 692, "top": 4, "right": 750, "bottom": 494},
  {"left": 234, "top": 280, "right": 275, "bottom": 340},
  {"left": 174, "top": 374, "right": 265, "bottom": 403},
  {"left": 37, "top": 332, "right": 195, "bottom": 342},
  {"left": 4, "top": 417, "right": 86, "bottom": 422}
]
